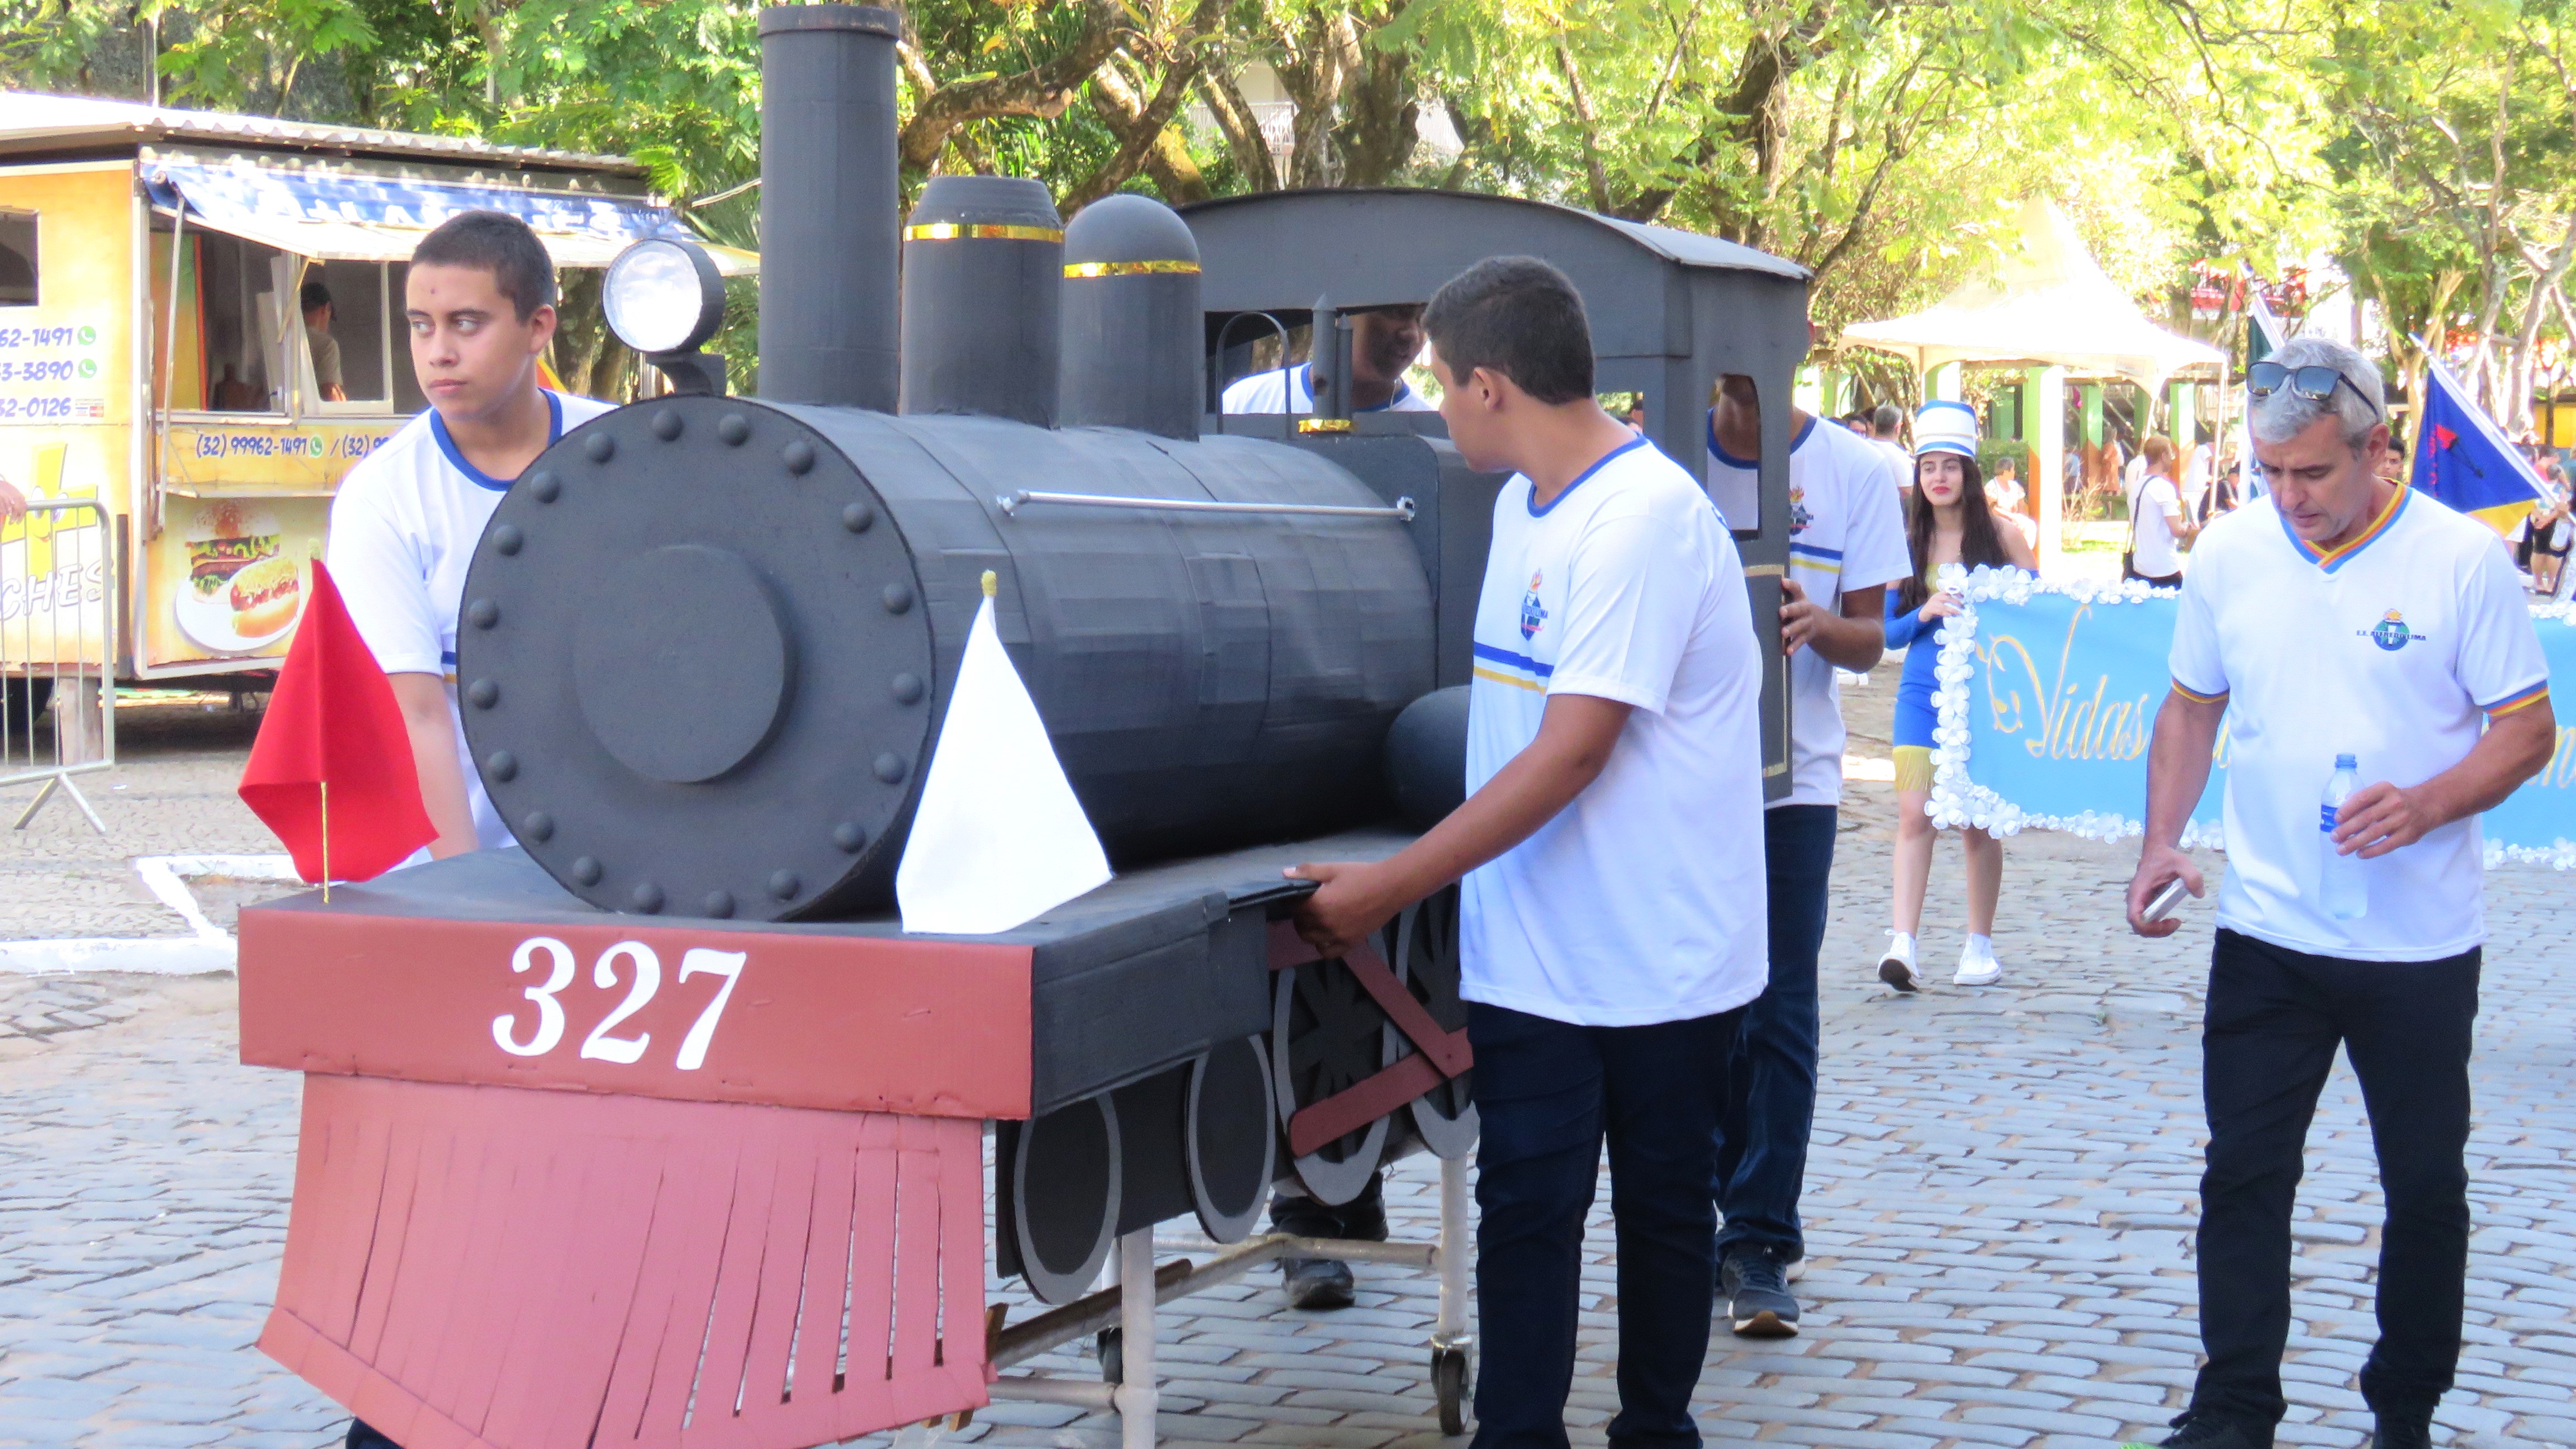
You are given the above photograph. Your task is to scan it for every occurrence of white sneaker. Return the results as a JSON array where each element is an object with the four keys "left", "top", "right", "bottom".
[
  {"left": 1954, "top": 941, "right": 2001, "bottom": 987},
  {"left": 1878, "top": 932, "right": 1923, "bottom": 993}
]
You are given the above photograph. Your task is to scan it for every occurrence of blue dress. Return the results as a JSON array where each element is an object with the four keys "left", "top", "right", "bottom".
[{"left": 1884, "top": 585, "right": 1942, "bottom": 750}]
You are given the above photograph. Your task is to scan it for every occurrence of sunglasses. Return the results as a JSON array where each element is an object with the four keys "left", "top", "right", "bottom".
[{"left": 2246, "top": 361, "right": 2381, "bottom": 418}]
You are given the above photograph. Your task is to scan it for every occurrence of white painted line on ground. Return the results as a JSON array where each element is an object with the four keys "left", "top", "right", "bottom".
[
  {"left": 0, "top": 854, "right": 299, "bottom": 977},
  {"left": 0, "top": 937, "right": 238, "bottom": 976},
  {"left": 130, "top": 854, "right": 299, "bottom": 943}
]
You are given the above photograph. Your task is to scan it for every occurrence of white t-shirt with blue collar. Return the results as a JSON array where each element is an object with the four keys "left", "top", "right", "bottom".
[
  {"left": 2169, "top": 486, "right": 2550, "bottom": 960},
  {"left": 1219, "top": 363, "right": 1435, "bottom": 414},
  {"left": 1463, "top": 436, "right": 1769, "bottom": 1026},
  {"left": 328, "top": 389, "right": 617, "bottom": 853},
  {"left": 1704, "top": 411, "right": 1912, "bottom": 807}
]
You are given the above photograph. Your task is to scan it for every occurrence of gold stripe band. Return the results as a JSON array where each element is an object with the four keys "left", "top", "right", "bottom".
[
  {"left": 1063, "top": 259, "right": 1202, "bottom": 278},
  {"left": 904, "top": 222, "right": 1064, "bottom": 243}
]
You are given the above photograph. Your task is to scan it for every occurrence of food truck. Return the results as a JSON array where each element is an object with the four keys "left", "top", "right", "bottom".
[{"left": 0, "top": 92, "right": 752, "bottom": 688}]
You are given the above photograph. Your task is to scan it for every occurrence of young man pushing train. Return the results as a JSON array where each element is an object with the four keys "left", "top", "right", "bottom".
[{"left": 1291, "top": 254, "right": 1767, "bottom": 1448}]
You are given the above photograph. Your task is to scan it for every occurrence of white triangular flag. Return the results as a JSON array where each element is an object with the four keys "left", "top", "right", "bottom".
[{"left": 897, "top": 573, "right": 1112, "bottom": 933}]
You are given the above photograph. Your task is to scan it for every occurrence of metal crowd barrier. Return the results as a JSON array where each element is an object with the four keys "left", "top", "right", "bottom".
[{"left": 2, "top": 498, "right": 115, "bottom": 833}]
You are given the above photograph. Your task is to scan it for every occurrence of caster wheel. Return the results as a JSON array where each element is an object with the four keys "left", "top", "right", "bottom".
[{"left": 1432, "top": 1344, "right": 1469, "bottom": 1437}]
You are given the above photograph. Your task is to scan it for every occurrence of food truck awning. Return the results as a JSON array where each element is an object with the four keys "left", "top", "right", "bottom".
[{"left": 140, "top": 150, "right": 757, "bottom": 275}]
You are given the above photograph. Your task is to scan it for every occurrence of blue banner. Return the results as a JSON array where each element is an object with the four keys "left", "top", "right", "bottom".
[{"left": 1933, "top": 575, "right": 2574, "bottom": 865}]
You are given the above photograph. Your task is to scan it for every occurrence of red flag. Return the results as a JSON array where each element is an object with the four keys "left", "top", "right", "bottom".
[{"left": 239, "top": 560, "right": 437, "bottom": 884}]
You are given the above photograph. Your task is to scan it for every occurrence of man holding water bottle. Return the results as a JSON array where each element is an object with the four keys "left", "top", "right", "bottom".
[{"left": 2122, "top": 337, "right": 2555, "bottom": 1449}]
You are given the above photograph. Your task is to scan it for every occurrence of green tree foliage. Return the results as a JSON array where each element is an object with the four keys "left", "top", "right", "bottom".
[{"left": 6, "top": 0, "right": 2570, "bottom": 416}]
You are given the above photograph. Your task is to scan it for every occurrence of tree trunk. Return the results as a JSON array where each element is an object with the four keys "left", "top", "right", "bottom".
[
  {"left": 898, "top": 0, "right": 1131, "bottom": 178},
  {"left": 1268, "top": 9, "right": 1352, "bottom": 188},
  {"left": 1552, "top": 37, "right": 1611, "bottom": 212},
  {"left": 1197, "top": 62, "right": 1280, "bottom": 192},
  {"left": 1067, "top": 49, "right": 1210, "bottom": 212},
  {"left": 2508, "top": 215, "right": 2576, "bottom": 432},
  {"left": 1334, "top": 3, "right": 1419, "bottom": 187},
  {"left": 550, "top": 268, "right": 636, "bottom": 404}
]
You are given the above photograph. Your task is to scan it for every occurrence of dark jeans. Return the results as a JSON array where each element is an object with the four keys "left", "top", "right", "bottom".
[
  {"left": 1468, "top": 1001, "right": 1741, "bottom": 1449},
  {"left": 2191, "top": 929, "right": 2478, "bottom": 1433},
  {"left": 1712, "top": 804, "right": 1834, "bottom": 1265}
]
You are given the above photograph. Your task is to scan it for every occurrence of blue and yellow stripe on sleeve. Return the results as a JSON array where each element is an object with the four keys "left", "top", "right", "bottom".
[{"left": 1471, "top": 642, "right": 1551, "bottom": 693}]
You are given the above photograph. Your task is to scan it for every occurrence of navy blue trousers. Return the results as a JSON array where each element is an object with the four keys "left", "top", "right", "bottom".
[
  {"left": 1712, "top": 804, "right": 1835, "bottom": 1265},
  {"left": 1467, "top": 1001, "right": 1742, "bottom": 1449},
  {"left": 2190, "top": 929, "right": 2478, "bottom": 1433}
]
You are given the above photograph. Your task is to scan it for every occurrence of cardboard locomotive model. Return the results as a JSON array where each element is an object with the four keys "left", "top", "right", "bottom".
[{"left": 233, "top": 6, "right": 1811, "bottom": 1446}]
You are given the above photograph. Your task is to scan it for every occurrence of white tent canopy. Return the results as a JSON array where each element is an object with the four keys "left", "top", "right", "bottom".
[{"left": 1839, "top": 198, "right": 2223, "bottom": 388}]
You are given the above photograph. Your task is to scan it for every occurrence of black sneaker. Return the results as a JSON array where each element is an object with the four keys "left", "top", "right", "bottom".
[
  {"left": 2119, "top": 1410, "right": 2265, "bottom": 1449},
  {"left": 2367, "top": 1409, "right": 2433, "bottom": 1449},
  {"left": 1270, "top": 1173, "right": 1385, "bottom": 1311},
  {"left": 1718, "top": 1248, "right": 1799, "bottom": 1338},
  {"left": 1284, "top": 1257, "right": 1356, "bottom": 1309}
]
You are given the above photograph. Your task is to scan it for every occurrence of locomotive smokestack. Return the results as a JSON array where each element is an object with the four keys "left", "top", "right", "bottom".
[
  {"left": 1059, "top": 194, "right": 1202, "bottom": 440},
  {"left": 756, "top": 4, "right": 899, "bottom": 410},
  {"left": 899, "top": 176, "right": 1063, "bottom": 426}
]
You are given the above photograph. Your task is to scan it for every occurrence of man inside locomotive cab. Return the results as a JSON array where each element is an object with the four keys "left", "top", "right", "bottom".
[
  {"left": 1289, "top": 255, "right": 1767, "bottom": 1448},
  {"left": 1702, "top": 373, "right": 1910, "bottom": 1339},
  {"left": 1220, "top": 302, "right": 1436, "bottom": 414}
]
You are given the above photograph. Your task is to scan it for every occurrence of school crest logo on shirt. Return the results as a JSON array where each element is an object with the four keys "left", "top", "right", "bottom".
[
  {"left": 2364, "top": 608, "right": 2420, "bottom": 651},
  {"left": 1788, "top": 485, "right": 1812, "bottom": 536},
  {"left": 1519, "top": 571, "right": 1549, "bottom": 640}
]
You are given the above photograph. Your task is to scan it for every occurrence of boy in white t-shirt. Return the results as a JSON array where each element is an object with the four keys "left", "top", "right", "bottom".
[
  {"left": 1703, "top": 375, "right": 1910, "bottom": 1338},
  {"left": 1289, "top": 257, "right": 1764, "bottom": 1447},
  {"left": 328, "top": 211, "right": 615, "bottom": 872},
  {"left": 2123, "top": 338, "right": 2553, "bottom": 1449}
]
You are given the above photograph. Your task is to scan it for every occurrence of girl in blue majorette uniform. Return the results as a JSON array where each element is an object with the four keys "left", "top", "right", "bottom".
[{"left": 1879, "top": 400, "right": 2035, "bottom": 991}]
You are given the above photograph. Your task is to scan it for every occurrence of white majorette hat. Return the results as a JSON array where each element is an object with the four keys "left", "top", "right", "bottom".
[{"left": 1914, "top": 400, "right": 1980, "bottom": 459}]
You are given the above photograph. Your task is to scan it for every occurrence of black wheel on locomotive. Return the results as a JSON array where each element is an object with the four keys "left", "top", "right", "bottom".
[
  {"left": 1432, "top": 1344, "right": 1471, "bottom": 1437},
  {"left": 1388, "top": 884, "right": 1477, "bottom": 1159},
  {"left": 1007, "top": 1095, "right": 1122, "bottom": 1305},
  {"left": 1271, "top": 943, "right": 1392, "bottom": 1206},
  {"left": 1185, "top": 1035, "right": 1277, "bottom": 1243}
]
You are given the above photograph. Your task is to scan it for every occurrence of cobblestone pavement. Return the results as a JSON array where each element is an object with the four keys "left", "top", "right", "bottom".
[
  {"left": 3, "top": 674, "right": 2573, "bottom": 1449},
  {"left": 0, "top": 697, "right": 275, "bottom": 942}
]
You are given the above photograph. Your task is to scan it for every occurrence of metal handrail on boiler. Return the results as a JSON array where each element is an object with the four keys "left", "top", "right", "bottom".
[{"left": 996, "top": 490, "right": 1415, "bottom": 521}]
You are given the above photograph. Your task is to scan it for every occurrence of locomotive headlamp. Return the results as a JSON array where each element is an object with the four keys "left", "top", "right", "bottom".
[{"left": 604, "top": 238, "right": 726, "bottom": 357}]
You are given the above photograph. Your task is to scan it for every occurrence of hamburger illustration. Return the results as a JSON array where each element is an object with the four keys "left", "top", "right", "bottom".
[
  {"left": 185, "top": 501, "right": 281, "bottom": 599},
  {"left": 227, "top": 555, "right": 303, "bottom": 638}
]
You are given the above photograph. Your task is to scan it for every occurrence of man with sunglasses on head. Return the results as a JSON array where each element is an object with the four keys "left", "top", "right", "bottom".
[{"left": 2122, "top": 337, "right": 2555, "bottom": 1449}]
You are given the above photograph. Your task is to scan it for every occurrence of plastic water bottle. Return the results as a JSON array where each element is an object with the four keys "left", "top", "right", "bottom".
[{"left": 2320, "top": 754, "right": 2367, "bottom": 921}]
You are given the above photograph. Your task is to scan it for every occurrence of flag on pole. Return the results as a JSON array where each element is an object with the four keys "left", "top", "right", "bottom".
[
  {"left": 2241, "top": 267, "right": 2288, "bottom": 498},
  {"left": 897, "top": 571, "right": 1111, "bottom": 935},
  {"left": 2412, "top": 357, "right": 2547, "bottom": 538},
  {"left": 238, "top": 560, "right": 436, "bottom": 887}
]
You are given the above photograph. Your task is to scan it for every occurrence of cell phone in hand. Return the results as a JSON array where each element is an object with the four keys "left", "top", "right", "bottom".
[{"left": 2142, "top": 878, "right": 2191, "bottom": 925}]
